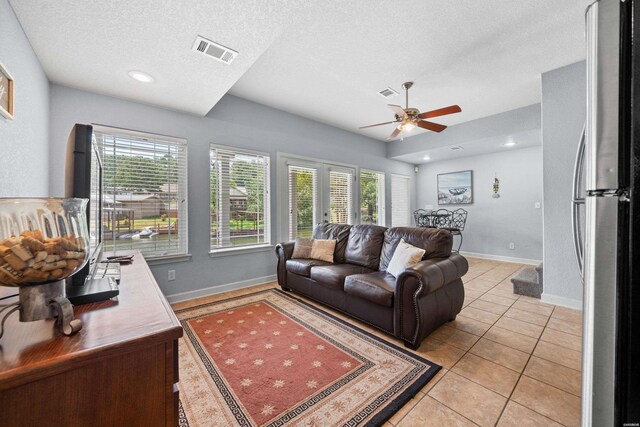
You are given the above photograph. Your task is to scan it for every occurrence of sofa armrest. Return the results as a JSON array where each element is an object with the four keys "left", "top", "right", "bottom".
[
  {"left": 399, "top": 254, "right": 469, "bottom": 297},
  {"left": 275, "top": 241, "right": 296, "bottom": 289},
  {"left": 394, "top": 254, "right": 468, "bottom": 347}
]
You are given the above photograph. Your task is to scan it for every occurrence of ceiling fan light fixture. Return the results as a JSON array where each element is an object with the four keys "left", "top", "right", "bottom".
[{"left": 398, "top": 121, "right": 416, "bottom": 132}]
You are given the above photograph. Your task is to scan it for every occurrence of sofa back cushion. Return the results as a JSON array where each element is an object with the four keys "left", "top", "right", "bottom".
[
  {"left": 379, "top": 227, "right": 453, "bottom": 271},
  {"left": 313, "top": 223, "right": 351, "bottom": 263},
  {"left": 344, "top": 224, "right": 387, "bottom": 270}
]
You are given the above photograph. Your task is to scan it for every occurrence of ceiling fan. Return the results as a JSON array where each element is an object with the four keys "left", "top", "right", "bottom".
[{"left": 360, "top": 82, "right": 461, "bottom": 140}]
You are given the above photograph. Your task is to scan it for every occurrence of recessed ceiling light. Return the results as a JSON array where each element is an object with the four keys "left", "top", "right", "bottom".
[
  {"left": 423, "top": 155, "right": 431, "bottom": 161},
  {"left": 504, "top": 141, "right": 517, "bottom": 147},
  {"left": 128, "top": 70, "right": 155, "bottom": 83}
]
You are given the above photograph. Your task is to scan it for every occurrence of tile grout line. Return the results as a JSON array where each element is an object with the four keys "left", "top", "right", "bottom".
[
  {"left": 395, "top": 263, "right": 514, "bottom": 426},
  {"left": 435, "top": 265, "right": 576, "bottom": 426},
  {"left": 425, "top": 264, "right": 525, "bottom": 425},
  {"left": 492, "top": 304, "right": 571, "bottom": 426}
]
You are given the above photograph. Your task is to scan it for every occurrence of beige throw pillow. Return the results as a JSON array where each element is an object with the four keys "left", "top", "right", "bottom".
[
  {"left": 386, "top": 239, "right": 426, "bottom": 277},
  {"left": 310, "top": 239, "right": 336, "bottom": 263},
  {"left": 292, "top": 238, "right": 336, "bottom": 263},
  {"left": 292, "top": 238, "right": 313, "bottom": 259}
]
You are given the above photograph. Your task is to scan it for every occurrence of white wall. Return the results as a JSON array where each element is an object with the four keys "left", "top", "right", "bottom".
[
  {"left": 541, "top": 61, "right": 585, "bottom": 306},
  {"left": 416, "top": 146, "right": 543, "bottom": 262},
  {"left": 0, "top": 0, "right": 49, "bottom": 196},
  {"left": 49, "top": 85, "right": 415, "bottom": 297}
]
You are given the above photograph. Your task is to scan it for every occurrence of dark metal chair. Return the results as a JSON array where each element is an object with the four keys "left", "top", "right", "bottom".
[
  {"left": 445, "top": 208, "right": 468, "bottom": 253},
  {"left": 413, "top": 209, "right": 432, "bottom": 227},
  {"left": 432, "top": 209, "right": 452, "bottom": 229}
]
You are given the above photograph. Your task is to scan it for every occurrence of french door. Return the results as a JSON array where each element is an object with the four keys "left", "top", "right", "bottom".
[{"left": 284, "top": 159, "right": 355, "bottom": 240}]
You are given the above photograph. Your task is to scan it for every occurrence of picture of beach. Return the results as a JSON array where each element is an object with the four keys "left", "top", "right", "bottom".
[{"left": 438, "top": 170, "right": 473, "bottom": 205}]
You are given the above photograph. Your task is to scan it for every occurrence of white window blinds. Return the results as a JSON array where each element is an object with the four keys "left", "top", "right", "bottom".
[
  {"left": 95, "top": 127, "right": 188, "bottom": 257},
  {"left": 210, "top": 146, "right": 270, "bottom": 250},
  {"left": 288, "top": 165, "right": 318, "bottom": 240},
  {"left": 391, "top": 174, "right": 410, "bottom": 227},
  {"left": 329, "top": 170, "right": 353, "bottom": 225},
  {"left": 360, "top": 170, "right": 385, "bottom": 226}
]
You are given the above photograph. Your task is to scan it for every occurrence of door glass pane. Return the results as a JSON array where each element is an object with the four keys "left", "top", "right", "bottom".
[
  {"left": 288, "top": 165, "right": 318, "bottom": 239},
  {"left": 329, "top": 170, "right": 353, "bottom": 224},
  {"left": 360, "top": 170, "right": 385, "bottom": 225}
]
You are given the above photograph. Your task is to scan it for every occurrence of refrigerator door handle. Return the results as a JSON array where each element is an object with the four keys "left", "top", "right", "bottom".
[{"left": 572, "top": 124, "right": 586, "bottom": 279}]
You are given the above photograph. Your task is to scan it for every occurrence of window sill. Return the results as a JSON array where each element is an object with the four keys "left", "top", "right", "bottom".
[
  {"left": 209, "top": 244, "right": 274, "bottom": 258},
  {"left": 145, "top": 253, "right": 193, "bottom": 265}
]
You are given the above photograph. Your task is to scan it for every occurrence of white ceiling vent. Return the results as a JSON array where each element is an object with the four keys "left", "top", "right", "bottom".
[
  {"left": 450, "top": 146, "right": 464, "bottom": 151},
  {"left": 192, "top": 36, "right": 238, "bottom": 64},
  {"left": 378, "top": 87, "right": 399, "bottom": 99}
]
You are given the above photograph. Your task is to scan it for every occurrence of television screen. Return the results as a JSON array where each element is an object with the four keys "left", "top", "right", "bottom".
[{"left": 65, "top": 124, "right": 103, "bottom": 286}]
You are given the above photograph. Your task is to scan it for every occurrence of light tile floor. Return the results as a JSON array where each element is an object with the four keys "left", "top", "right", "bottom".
[{"left": 172, "top": 258, "right": 583, "bottom": 427}]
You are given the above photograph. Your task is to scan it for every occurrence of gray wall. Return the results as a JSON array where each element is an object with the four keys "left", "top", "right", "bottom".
[
  {"left": 49, "top": 85, "right": 415, "bottom": 297},
  {"left": 541, "top": 61, "right": 585, "bottom": 305},
  {"left": 416, "top": 146, "right": 543, "bottom": 261},
  {"left": 0, "top": 0, "right": 49, "bottom": 196}
]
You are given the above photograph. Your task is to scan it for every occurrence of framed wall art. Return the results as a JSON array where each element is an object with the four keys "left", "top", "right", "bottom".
[
  {"left": 437, "top": 170, "right": 473, "bottom": 205},
  {"left": 0, "top": 62, "right": 14, "bottom": 120}
]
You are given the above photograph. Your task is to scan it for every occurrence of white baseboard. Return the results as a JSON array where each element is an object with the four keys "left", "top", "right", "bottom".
[
  {"left": 541, "top": 293, "right": 583, "bottom": 310},
  {"left": 165, "top": 274, "right": 277, "bottom": 304},
  {"left": 460, "top": 251, "right": 541, "bottom": 266}
]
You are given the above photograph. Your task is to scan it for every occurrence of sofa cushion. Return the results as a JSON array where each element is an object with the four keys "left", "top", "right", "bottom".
[
  {"left": 313, "top": 223, "right": 351, "bottom": 263},
  {"left": 310, "top": 264, "right": 374, "bottom": 290},
  {"left": 344, "top": 271, "right": 396, "bottom": 307},
  {"left": 286, "top": 259, "right": 332, "bottom": 277},
  {"left": 344, "top": 224, "right": 387, "bottom": 270},
  {"left": 379, "top": 227, "right": 453, "bottom": 271}
]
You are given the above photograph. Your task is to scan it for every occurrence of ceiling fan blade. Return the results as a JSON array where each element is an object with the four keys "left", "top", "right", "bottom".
[
  {"left": 388, "top": 104, "right": 407, "bottom": 118},
  {"left": 359, "top": 120, "right": 397, "bottom": 130},
  {"left": 418, "top": 105, "right": 461, "bottom": 119},
  {"left": 386, "top": 127, "right": 402, "bottom": 140},
  {"left": 417, "top": 120, "right": 447, "bottom": 133}
]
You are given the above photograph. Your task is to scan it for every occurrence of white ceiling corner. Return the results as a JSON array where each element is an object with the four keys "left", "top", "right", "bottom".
[
  {"left": 229, "top": 0, "right": 592, "bottom": 141},
  {"left": 9, "top": 0, "right": 304, "bottom": 116}
]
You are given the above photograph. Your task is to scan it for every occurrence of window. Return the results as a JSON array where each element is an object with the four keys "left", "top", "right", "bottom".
[
  {"left": 210, "top": 145, "right": 270, "bottom": 251},
  {"left": 96, "top": 126, "right": 188, "bottom": 258},
  {"left": 360, "top": 170, "right": 385, "bottom": 225},
  {"left": 391, "top": 174, "right": 410, "bottom": 227}
]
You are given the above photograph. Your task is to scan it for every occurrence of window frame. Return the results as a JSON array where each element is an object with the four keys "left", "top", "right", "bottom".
[
  {"left": 209, "top": 143, "right": 271, "bottom": 254},
  {"left": 93, "top": 124, "right": 189, "bottom": 260},
  {"left": 359, "top": 169, "right": 386, "bottom": 226}
]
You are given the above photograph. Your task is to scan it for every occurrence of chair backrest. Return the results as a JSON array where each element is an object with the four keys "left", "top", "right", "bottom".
[
  {"left": 434, "top": 208, "right": 452, "bottom": 228},
  {"left": 413, "top": 209, "right": 430, "bottom": 227},
  {"left": 450, "top": 208, "right": 468, "bottom": 231}
]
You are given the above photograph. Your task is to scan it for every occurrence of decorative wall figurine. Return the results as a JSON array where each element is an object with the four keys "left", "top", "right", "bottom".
[{"left": 492, "top": 175, "right": 500, "bottom": 198}]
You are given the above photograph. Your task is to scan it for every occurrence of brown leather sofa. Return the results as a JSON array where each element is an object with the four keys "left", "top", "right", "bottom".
[{"left": 275, "top": 223, "right": 468, "bottom": 349}]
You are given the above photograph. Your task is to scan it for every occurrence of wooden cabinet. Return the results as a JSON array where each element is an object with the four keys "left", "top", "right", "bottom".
[{"left": 0, "top": 252, "right": 183, "bottom": 427}]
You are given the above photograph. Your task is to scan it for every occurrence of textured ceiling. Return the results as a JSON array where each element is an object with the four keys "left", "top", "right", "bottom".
[
  {"left": 9, "top": 0, "right": 302, "bottom": 115},
  {"left": 229, "top": 0, "right": 592, "bottom": 141},
  {"left": 11, "top": 0, "right": 592, "bottom": 144}
]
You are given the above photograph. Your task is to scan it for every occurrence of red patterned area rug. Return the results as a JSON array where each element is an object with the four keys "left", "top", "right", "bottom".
[{"left": 174, "top": 289, "right": 440, "bottom": 426}]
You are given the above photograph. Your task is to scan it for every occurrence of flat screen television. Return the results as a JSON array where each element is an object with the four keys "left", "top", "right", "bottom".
[{"left": 64, "top": 124, "right": 118, "bottom": 304}]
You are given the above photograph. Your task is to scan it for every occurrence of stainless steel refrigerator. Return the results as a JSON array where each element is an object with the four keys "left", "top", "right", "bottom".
[{"left": 574, "top": 0, "right": 639, "bottom": 424}]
